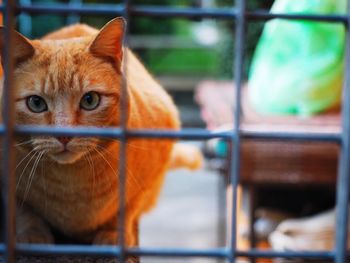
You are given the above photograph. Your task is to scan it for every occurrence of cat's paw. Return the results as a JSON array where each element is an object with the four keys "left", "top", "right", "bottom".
[
  {"left": 93, "top": 230, "right": 135, "bottom": 246},
  {"left": 16, "top": 229, "right": 54, "bottom": 244},
  {"left": 93, "top": 230, "right": 119, "bottom": 245}
]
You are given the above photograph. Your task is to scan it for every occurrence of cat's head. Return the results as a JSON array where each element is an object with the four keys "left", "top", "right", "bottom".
[{"left": 0, "top": 17, "right": 127, "bottom": 164}]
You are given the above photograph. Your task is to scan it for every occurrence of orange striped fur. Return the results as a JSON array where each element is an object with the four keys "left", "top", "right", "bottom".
[{"left": 0, "top": 18, "right": 180, "bottom": 246}]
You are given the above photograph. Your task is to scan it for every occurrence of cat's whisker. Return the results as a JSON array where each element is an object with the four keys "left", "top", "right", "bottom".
[
  {"left": 40, "top": 154, "right": 48, "bottom": 215},
  {"left": 99, "top": 137, "right": 150, "bottom": 151},
  {"left": 21, "top": 151, "right": 45, "bottom": 207},
  {"left": 125, "top": 165, "right": 144, "bottom": 192},
  {"left": 85, "top": 149, "right": 96, "bottom": 198},
  {"left": 15, "top": 139, "right": 35, "bottom": 147},
  {"left": 15, "top": 148, "right": 36, "bottom": 170},
  {"left": 93, "top": 147, "right": 118, "bottom": 178},
  {"left": 0, "top": 139, "right": 34, "bottom": 152},
  {"left": 16, "top": 150, "right": 39, "bottom": 191},
  {"left": 92, "top": 147, "right": 119, "bottom": 196},
  {"left": 94, "top": 144, "right": 118, "bottom": 160},
  {"left": 93, "top": 146, "right": 144, "bottom": 193}
]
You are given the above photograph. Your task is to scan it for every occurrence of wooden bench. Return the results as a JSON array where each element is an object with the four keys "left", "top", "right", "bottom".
[{"left": 196, "top": 81, "right": 340, "bottom": 256}]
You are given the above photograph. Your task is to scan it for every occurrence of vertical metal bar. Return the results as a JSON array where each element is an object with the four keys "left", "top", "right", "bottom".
[
  {"left": 335, "top": 2, "right": 350, "bottom": 263},
  {"left": 67, "top": 0, "right": 82, "bottom": 25},
  {"left": 2, "top": 0, "right": 16, "bottom": 262},
  {"left": 248, "top": 187, "right": 256, "bottom": 263},
  {"left": 118, "top": 1, "right": 130, "bottom": 263},
  {"left": 228, "top": 0, "right": 245, "bottom": 262},
  {"left": 18, "top": 0, "right": 32, "bottom": 37}
]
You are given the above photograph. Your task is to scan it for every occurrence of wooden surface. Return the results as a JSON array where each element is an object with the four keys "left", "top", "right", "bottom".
[
  {"left": 196, "top": 81, "right": 340, "bottom": 186},
  {"left": 240, "top": 140, "right": 339, "bottom": 185}
]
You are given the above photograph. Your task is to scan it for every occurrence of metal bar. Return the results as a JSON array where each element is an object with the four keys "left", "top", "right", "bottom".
[
  {"left": 16, "top": 244, "right": 121, "bottom": 257},
  {"left": 246, "top": 11, "right": 347, "bottom": 23},
  {"left": 0, "top": 244, "right": 5, "bottom": 254},
  {"left": 2, "top": 0, "right": 17, "bottom": 262},
  {"left": 66, "top": 0, "right": 82, "bottom": 24},
  {"left": 242, "top": 130, "right": 341, "bottom": 143},
  {"left": 117, "top": 1, "right": 130, "bottom": 262},
  {"left": 248, "top": 187, "right": 256, "bottom": 263},
  {"left": 228, "top": 0, "right": 246, "bottom": 262},
  {"left": 130, "top": 5, "right": 236, "bottom": 19},
  {"left": 14, "top": 126, "right": 233, "bottom": 140},
  {"left": 0, "top": 0, "right": 345, "bottom": 262},
  {"left": 126, "top": 247, "right": 229, "bottom": 258},
  {"left": 11, "top": 124, "right": 342, "bottom": 142},
  {"left": 18, "top": 0, "right": 32, "bottom": 37},
  {"left": 15, "top": 3, "right": 235, "bottom": 18},
  {"left": 236, "top": 250, "right": 335, "bottom": 259},
  {"left": 16, "top": 3, "right": 125, "bottom": 16},
  {"left": 0, "top": 4, "right": 344, "bottom": 23},
  {"left": 16, "top": 244, "right": 228, "bottom": 258},
  {"left": 334, "top": 1, "right": 350, "bottom": 262},
  {"left": 15, "top": 244, "right": 338, "bottom": 259}
]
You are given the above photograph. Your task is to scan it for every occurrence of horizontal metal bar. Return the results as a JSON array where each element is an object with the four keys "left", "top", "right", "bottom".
[
  {"left": 17, "top": 245, "right": 228, "bottom": 258},
  {"left": 242, "top": 130, "right": 342, "bottom": 143},
  {"left": 126, "top": 247, "right": 229, "bottom": 258},
  {"left": 246, "top": 11, "right": 347, "bottom": 23},
  {"left": 126, "top": 129, "right": 234, "bottom": 140},
  {"left": 16, "top": 244, "right": 121, "bottom": 257},
  {"left": 17, "top": 3, "right": 125, "bottom": 16},
  {"left": 237, "top": 249, "right": 335, "bottom": 259},
  {"left": 13, "top": 125, "right": 234, "bottom": 140},
  {"left": 0, "top": 125, "right": 338, "bottom": 142},
  {"left": 130, "top": 5, "right": 236, "bottom": 19},
  {"left": 15, "top": 245, "right": 338, "bottom": 259},
  {"left": 15, "top": 3, "right": 236, "bottom": 18},
  {"left": 0, "top": 244, "right": 5, "bottom": 254},
  {"left": 14, "top": 125, "right": 124, "bottom": 138},
  {"left": 0, "top": 4, "right": 343, "bottom": 23}
]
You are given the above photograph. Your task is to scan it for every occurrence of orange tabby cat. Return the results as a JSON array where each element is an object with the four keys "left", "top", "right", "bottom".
[{"left": 0, "top": 17, "right": 181, "bottom": 246}]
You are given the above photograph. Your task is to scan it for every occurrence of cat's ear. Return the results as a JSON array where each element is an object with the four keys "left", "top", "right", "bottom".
[
  {"left": 89, "top": 17, "right": 126, "bottom": 65},
  {"left": 0, "top": 27, "right": 35, "bottom": 65}
]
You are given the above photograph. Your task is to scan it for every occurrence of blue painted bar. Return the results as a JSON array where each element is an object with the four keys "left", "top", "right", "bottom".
[
  {"left": 246, "top": 11, "right": 347, "bottom": 23},
  {"left": 0, "top": 4, "right": 345, "bottom": 23},
  {"left": 2, "top": 1, "right": 17, "bottom": 262},
  {"left": 17, "top": 3, "right": 125, "bottom": 16},
  {"left": 14, "top": 244, "right": 337, "bottom": 259},
  {"left": 242, "top": 130, "right": 341, "bottom": 143},
  {"left": 335, "top": 1, "right": 350, "bottom": 263},
  {"left": 117, "top": 1, "right": 130, "bottom": 262},
  {"left": 228, "top": 0, "right": 246, "bottom": 261},
  {"left": 236, "top": 249, "right": 335, "bottom": 259},
  {"left": 126, "top": 247, "right": 229, "bottom": 258},
  {"left": 0, "top": 0, "right": 346, "bottom": 261},
  {"left": 16, "top": 244, "right": 122, "bottom": 257},
  {"left": 8, "top": 125, "right": 341, "bottom": 142},
  {"left": 130, "top": 5, "right": 236, "bottom": 19}
]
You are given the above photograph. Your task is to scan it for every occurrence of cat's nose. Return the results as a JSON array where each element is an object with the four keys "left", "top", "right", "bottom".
[{"left": 57, "top": 137, "right": 72, "bottom": 146}]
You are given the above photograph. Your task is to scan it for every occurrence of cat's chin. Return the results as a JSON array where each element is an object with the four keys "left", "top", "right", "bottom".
[{"left": 49, "top": 151, "right": 84, "bottom": 165}]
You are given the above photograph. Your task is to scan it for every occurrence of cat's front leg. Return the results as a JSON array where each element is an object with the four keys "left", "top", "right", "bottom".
[
  {"left": 93, "top": 228, "right": 136, "bottom": 246},
  {"left": 16, "top": 203, "right": 54, "bottom": 244},
  {"left": 93, "top": 216, "right": 136, "bottom": 246},
  {"left": 93, "top": 229, "right": 119, "bottom": 245}
]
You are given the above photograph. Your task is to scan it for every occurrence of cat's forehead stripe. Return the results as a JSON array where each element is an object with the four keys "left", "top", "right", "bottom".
[{"left": 40, "top": 50, "right": 83, "bottom": 95}]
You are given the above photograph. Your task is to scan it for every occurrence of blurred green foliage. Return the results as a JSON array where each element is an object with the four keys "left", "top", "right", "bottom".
[{"left": 24, "top": 0, "right": 274, "bottom": 79}]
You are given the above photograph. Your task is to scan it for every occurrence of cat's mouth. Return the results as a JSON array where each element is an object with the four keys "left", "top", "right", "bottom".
[
  {"left": 50, "top": 149, "right": 85, "bottom": 165},
  {"left": 58, "top": 148, "right": 70, "bottom": 154}
]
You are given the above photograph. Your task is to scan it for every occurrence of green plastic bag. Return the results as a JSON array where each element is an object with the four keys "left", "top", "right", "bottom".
[{"left": 248, "top": 0, "right": 346, "bottom": 116}]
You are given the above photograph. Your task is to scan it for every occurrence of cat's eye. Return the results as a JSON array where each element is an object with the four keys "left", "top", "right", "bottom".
[
  {"left": 26, "top": 95, "right": 48, "bottom": 113},
  {"left": 80, "top": 91, "right": 100, "bottom": 111}
]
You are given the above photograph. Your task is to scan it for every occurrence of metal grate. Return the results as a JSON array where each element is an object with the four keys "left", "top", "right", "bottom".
[{"left": 1, "top": 0, "right": 350, "bottom": 262}]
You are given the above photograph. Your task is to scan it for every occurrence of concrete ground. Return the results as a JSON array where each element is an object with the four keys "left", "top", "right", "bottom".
[{"left": 139, "top": 166, "right": 227, "bottom": 263}]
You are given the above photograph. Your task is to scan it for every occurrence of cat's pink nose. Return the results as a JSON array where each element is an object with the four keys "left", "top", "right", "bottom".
[{"left": 57, "top": 137, "right": 72, "bottom": 146}]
